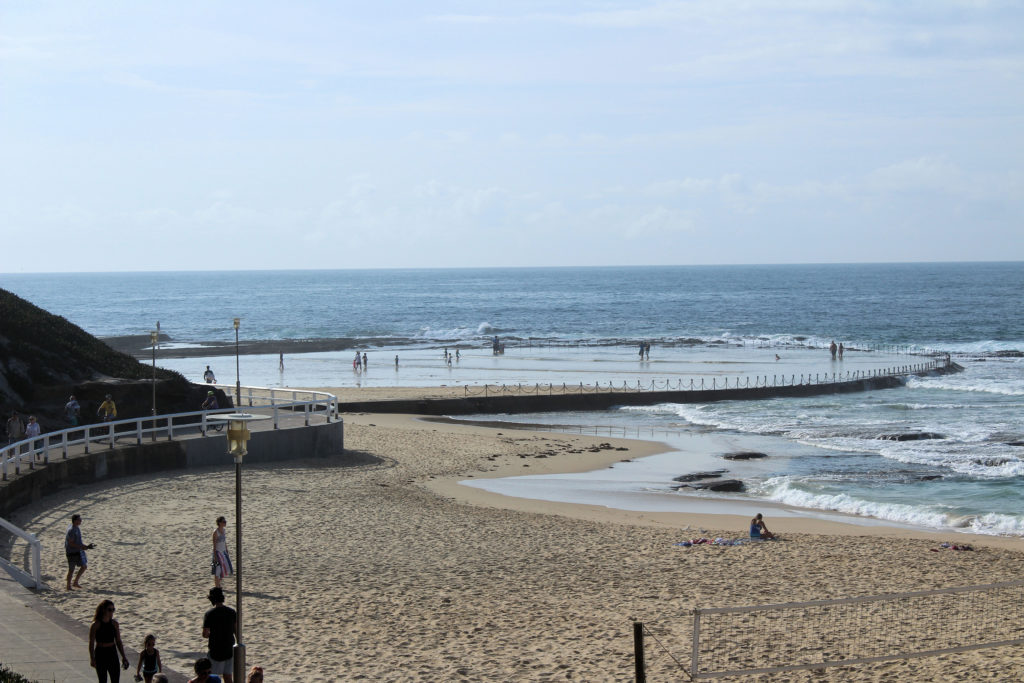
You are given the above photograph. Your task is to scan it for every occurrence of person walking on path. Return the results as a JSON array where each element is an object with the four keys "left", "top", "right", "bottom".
[
  {"left": 211, "top": 517, "right": 233, "bottom": 588},
  {"left": 202, "top": 587, "right": 237, "bottom": 683},
  {"left": 25, "top": 415, "right": 41, "bottom": 458},
  {"left": 98, "top": 395, "right": 118, "bottom": 422},
  {"left": 66, "top": 513, "right": 94, "bottom": 590},
  {"left": 89, "top": 599, "right": 130, "bottom": 683},
  {"left": 134, "top": 634, "right": 162, "bottom": 683},
  {"left": 6, "top": 410, "right": 24, "bottom": 445},
  {"left": 66, "top": 395, "right": 82, "bottom": 426}
]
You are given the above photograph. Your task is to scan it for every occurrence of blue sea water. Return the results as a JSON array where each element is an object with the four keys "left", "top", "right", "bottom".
[{"left": 3, "top": 263, "right": 1023, "bottom": 535}]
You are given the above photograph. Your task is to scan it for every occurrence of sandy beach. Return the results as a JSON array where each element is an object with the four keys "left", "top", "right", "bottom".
[{"left": 10, "top": 397, "right": 1024, "bottom": 681}]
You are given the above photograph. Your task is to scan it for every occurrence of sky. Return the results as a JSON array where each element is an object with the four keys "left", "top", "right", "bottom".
[{"left": 2, "top": 1, "right": 1023, "bottom": 272}]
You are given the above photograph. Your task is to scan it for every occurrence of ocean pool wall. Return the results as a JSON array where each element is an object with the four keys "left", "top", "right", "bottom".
[{"left": 335, "top": 364, "right": 963, "bottom": 416}]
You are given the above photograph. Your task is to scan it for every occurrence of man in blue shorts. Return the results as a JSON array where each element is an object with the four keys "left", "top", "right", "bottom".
[{"left": 65, "top": 514, "right": 94, "bottom": 590}]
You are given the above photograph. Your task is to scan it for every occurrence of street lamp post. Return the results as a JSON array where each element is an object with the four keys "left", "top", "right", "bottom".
[
  {"left": 150, "top": 330, "right": 158, "bottom": 442},
  {"left": 207, "top": 411, "right": 268, "bottom": 683},
  {"left": 233, "top": 318, "right": 241, "bottom": 409}
]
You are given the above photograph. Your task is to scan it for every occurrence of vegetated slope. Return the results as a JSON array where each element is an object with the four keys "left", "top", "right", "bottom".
[{"left": 0, "top": 288, "right": 210, "bottom": 421}]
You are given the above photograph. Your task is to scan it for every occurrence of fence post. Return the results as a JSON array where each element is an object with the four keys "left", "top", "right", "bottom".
[
  {"left": 692, "top": 609, "right": 702, "bottom": 679},
  {"left": 31, "top": 535, "right": 41, "bottom": 588},
  {"left": 633, "top": 621, "right": 646, "bottom": 683}
]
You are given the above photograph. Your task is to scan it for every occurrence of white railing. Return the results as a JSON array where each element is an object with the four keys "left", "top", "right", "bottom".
[
  {"left": 0, "top": 385, "right": 339, "bottom": 481},
  {"left": 0, "top": 516, "right": 42, "bottom": 589}
]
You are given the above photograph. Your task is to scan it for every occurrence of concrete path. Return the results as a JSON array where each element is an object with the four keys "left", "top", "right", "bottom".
[{"left": 0, "top": 571, "right": 189, "bottom": 682}]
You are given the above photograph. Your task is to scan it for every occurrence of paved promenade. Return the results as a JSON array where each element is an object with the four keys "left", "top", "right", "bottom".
[
  {"left": 0, "top": 571, "right": 188, "bottom": 682},
  {"left": 0, "top": 570, "right": 98, "bottom": 683}
]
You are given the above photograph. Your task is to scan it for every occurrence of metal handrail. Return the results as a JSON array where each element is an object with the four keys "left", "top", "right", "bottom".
[
  {"left": 0, "top": 516, "right": 42, "bottom": 589},
  {"left": 1, "top": 384, "right": 339, "bottom": 481}
]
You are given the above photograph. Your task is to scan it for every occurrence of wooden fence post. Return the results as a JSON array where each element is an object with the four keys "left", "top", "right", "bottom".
[{"left": 634, "top": 621, "right": 646, "bottom": 683}]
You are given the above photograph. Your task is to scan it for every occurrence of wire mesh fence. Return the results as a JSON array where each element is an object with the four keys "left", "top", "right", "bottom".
[{"left": 635, "top": 580, "right": 1024, "bottom": 680}]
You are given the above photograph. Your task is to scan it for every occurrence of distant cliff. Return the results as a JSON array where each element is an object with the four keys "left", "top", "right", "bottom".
[{"left": 0, "top": 288, "right": 225, "bottom": 428}]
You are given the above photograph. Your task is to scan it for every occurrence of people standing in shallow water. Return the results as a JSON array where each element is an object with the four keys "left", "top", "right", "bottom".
[
  {"left": 394, "top": 355, "right": 399, "bottom": 369},
  {"left": 89, "top": 599, "right": 129, "bottom": 683},
  {"left": 362, "top": 352, "right": 368, "bottom": 369},
  {"left": 211, "top": 517, "right": 233, "bottom": 588},
  {"left": 829, "top": 340, "right": 838, "bottom": 360},
  {"left": 838, "top": 343, "right": 844, "bottom": 360}
]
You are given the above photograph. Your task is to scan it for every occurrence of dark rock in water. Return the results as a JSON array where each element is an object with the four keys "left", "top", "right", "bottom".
[
  {"left": 993, "top": 350, "right": 1024, "bottom": 358},
  {"left": 878, "top": 432, "right": 946, "bottom": 442},
  {"left": 674, "top": 478, "right": 745, "bottom": 492},
  {"left": 918, "top": 475, "right": 942, "bottom": 481},
  {"left": 974, "top": 457, "right": 1010, "bottom": 467},
  {"left": 1005, "top": 441, "right": 1024, "bottom": 447},
  {"left": 722, "top": 451, "right": 768, "bottom": 460},
  {"left": 701, "top": 479, "right": 745, "bottom": 492},
  {"left": 673, "top": 470, "right": 727, "bottom": 483}
]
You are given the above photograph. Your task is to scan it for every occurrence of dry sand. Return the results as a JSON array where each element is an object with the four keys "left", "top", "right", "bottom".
[{"left": 11, "top": 403, "right": 1024, "bottom": 681}]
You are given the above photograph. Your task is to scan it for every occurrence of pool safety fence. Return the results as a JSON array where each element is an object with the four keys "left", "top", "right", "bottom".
[{"left": 462, "top": 359, "right": 949, "bottom": 397}]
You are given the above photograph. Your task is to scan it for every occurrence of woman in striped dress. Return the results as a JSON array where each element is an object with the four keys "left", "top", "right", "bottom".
[{"left": 211, "top": 516, "right": 233, "bottom": 588}]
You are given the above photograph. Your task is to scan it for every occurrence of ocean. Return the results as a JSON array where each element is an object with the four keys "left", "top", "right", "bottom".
[{"left": 3, "top": 263, "right": 1023, "bottom": 536}]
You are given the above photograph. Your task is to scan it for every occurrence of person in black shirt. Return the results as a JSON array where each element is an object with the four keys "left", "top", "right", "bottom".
[{"left": 202, "top": 587, "right": 236, "bottom": 683}]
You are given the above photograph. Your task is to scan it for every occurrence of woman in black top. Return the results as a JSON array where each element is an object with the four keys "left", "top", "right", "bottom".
[{"left": 89, "top": 599, "right": 129, "bottom": 683}]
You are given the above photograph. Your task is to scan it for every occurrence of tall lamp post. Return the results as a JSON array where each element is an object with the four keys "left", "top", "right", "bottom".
[
  {"left": 233, "top": 318, "right": 241, "bottom": 409},
  {"left": 208, "top": 411, "right": 269, "bottom": 683},
  {"left": 150, "top": 330, "right": 158, "bottom": 442}
]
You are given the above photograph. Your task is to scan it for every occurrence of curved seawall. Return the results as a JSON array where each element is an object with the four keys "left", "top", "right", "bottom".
[{"left": 0, "top": 419, "right": 345, "bottom": 519}]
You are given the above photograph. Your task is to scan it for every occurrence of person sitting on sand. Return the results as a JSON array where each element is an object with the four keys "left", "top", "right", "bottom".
[{"left": 750, "top": 513, "right": 775, "bottom": 540}]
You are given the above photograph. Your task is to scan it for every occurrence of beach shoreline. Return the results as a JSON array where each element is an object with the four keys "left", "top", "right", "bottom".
[{"left": 351, "top": 412, "right": 1024, "bottom": 550}]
